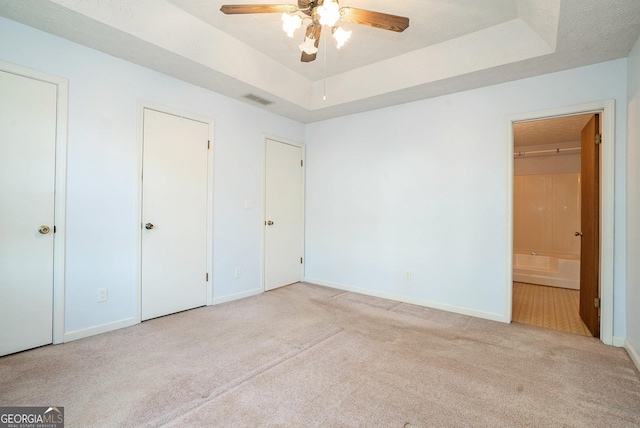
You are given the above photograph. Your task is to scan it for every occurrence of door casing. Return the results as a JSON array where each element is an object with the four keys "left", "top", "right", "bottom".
[
  {"left": 136, "top": 101, "right": 214, "bottom": 322},
  {"left": 506, "top": 100, "right": 615, "bottom": 345},
  {"left": 262, "top": 135, "right": 305, "bottom": 291},
  {"left": 0, "top": 61, "right": 68, "bottom": 346}
]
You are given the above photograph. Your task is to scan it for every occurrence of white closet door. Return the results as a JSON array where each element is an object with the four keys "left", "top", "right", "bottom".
[
  {"left": 264, "top": 139, "right": 303, "bottom": 291},
  {"left": 141, "top": 109, "right": 209, "bottom": 320},
  {"left": 0, "top": 70, "right": 57, "bottom": 356}
]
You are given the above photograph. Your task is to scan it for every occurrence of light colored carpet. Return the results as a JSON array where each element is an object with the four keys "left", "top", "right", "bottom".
[
  {"left": 1, "top": 282, "right": 639, "bottom": 427},
  {"left": 512, "top": 282, "right": 592, "bottom": 336}
]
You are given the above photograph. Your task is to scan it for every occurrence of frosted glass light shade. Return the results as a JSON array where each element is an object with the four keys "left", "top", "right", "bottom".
[
  {"left": 299, "top": 36, "right": 318, "bottom": 55},
  {"left": 332, "top": 26, "right": 351, "bottom": 49},
  {"left": 318, "top": 0, "right": 340, "bottom": 27},
  {"left": 281, "top": 13, "right": 302, "bottom": 38}
]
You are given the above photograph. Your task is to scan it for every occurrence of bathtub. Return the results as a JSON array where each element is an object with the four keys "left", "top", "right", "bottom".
[{"left": 512, "top": 251, "right": 580, "bottom": 290}]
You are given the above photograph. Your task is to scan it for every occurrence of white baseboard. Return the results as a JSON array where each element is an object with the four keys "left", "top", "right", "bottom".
[
  {"left": 625, "top": 340, "right": 640, "bottom": 372},
  {"left": 63, "top": 317, "right": 137, "bottom": 343},
  {"left": 62, "top": 289, "right": 262, "bottom": 343},
  {"left": 612, "top": 336, "right": 626, "bottom": 347},
  {"left": 212, "top": 287, "right": 262, "bottom": 305},
  {"left": 303, "top": 277, "right": 507, "bottom": 323}
]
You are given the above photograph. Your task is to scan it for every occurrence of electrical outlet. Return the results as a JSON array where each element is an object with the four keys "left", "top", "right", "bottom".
[
  {"left": 244, "top": 200, "right": 252, "bottom": 209},
  {"left": 235, "top": 268, "right": 241, "bottom": 278},
  {"left": 97, "top": 287, "right": 108, "bottom": 302},
  {"left": 405, "top": 271, "right": 411, "bottom": 280}
]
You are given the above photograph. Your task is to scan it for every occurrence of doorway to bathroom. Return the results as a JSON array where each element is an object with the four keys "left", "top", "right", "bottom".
[{"left": 510, "top": 110, "right": 603, "bottom": 338}]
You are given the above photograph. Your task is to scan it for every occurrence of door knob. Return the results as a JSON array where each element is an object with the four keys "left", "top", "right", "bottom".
[
  {"left": 575, "top": 231, "right": 583, "bottom": 237},
  {"left": 267, "top": 220, "right": 274, "bottom": 226},
  {"left": 145, "top": 223, "right": 154, "bottom": 230},
  {"left": 38, "top": 225, "right": 51, "bottom": 234}
]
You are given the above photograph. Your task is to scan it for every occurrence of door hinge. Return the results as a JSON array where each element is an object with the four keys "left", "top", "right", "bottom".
[
  {"left": 594, "top": 297, "right": 601, "bottom": 308},
  {"left": 300, "top": 257, "right": 303, "bottom": 264},
  {"left": 207, "top": 140, "right": 210, "bottom": 149},
  {"left": 206, "top": 273, "right": 209, "bottom": 281},
  {"left": 595, "top": 133, "right": 602, "bottom": 145},
  {"left": 301, "top": 159, "right": 303, "bottom": 167}
]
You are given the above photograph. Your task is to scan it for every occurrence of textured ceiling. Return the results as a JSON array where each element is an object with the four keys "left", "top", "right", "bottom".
[
  {"left": 514, "top": 114, "right": 593, "bottom": 148},
  {"left": 1, "top": 0, "right": 639, "bottom": 123}
]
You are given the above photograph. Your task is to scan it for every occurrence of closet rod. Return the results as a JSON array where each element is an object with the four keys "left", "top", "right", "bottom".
[{"left": 514, "top": 147, "right": 581, "bottom": 157}]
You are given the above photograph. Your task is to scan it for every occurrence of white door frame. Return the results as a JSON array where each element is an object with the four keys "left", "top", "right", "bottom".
[
  {"left": 261, "top": 135, "right": 305, "bottom": 291},
  {"left": 136, "top": 101, "right": 214, "bottom": 322},
  {"left": 505, "top": 100, "right": 615, "bottom": 345},
  {"left": 0, "top": 61, "right": 68, "bottom": 345}
]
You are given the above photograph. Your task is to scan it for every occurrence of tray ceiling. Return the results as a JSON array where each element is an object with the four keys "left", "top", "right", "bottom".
[{"left": 1, "top": 0, "right": 639, "bottom": 123}]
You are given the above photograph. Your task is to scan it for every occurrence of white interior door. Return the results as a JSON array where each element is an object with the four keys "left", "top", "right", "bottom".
[
  {"left": 264, "top": 138, "right": 304, "bottom": 291},
  {"left": 0, "top": 70, "right": 57, "bottom": 356},
  {"left": 141, "top": 109, "right": 209, "bottom": 321}
]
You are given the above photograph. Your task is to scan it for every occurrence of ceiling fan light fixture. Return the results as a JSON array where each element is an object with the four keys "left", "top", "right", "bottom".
[
  {"left": 299, "top": 36, "right": 318, "bottom": 55},
  {"left": 332, "top": 26, "right": 351, "bottom": 49},
  {"left": 220, "top": 1, "right": 409, "bottom": 63},
  {"left": 281, "top": 12, "right": 302, "bottom": 38},
  {"left": 317, "top": 0, "right": 340, "bottom": 27}
]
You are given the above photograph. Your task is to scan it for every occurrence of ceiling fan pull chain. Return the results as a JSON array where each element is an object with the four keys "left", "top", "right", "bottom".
[{"left": 323, "top": 28, "right": 327, "bottom": 101}]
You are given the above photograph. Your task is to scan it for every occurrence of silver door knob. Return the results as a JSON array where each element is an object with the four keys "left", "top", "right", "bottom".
[
  {"left": 267, "top": 220, "right": 274, "bottom": 226},
  {"left": 575, "top": 231, "right": 583, "bottom": 237},
  {"left": 38, "top": 225, "right": 50, "bottom": 234},
  {"left": 145, "top": 223, "right": 154, "bottom": 230}
]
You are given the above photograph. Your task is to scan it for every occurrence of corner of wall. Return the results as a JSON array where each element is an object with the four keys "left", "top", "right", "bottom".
[
  {"left": 626, "top": 34, "right": 640, "bottom": 370},
  {"left": 625, "top": 339, "right": 640, "bottom": 373}
]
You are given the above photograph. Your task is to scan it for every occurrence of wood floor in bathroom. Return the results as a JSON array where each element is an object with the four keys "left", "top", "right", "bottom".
[{"left": 512, "top": 282, "right": 592, "bottom": 337}]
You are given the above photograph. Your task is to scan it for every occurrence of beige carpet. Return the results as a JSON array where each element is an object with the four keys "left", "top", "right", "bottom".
[
  {"left": 1, "top": 282, "right": 639, "bottom": 427},
  {"left": 512, "top": 282, "right": 592, "bottom": 336}
]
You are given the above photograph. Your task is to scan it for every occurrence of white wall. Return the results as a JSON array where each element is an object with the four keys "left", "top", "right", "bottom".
[
  {"left": 305, "top": 60, "right": 628, "bottom": 336},
  {"left": 0, "top": 17, "right": 305, "bottom": 336},
  {"left": 626, "top": 35, "right": 640, "bottom": 367}
]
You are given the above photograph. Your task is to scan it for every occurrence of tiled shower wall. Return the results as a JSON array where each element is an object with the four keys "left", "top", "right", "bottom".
[{"left": 514, "top": 173, "right": 581, "bottom": 256}]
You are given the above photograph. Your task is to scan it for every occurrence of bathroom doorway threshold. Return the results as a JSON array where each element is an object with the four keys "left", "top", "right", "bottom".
[{"left": 512, "top": 282, "right": 592, "bottom": 337}]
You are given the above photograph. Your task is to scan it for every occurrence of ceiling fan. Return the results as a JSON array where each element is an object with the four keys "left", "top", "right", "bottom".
[{"left": 220, "top": 0, "right": 409, "bottom": 62}]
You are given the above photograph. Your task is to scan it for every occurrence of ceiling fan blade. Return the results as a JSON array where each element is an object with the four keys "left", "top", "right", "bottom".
[
  {"left": 339, "top": 7, "right": 409, "bottom": 32},
  {"left": 301, "top": 24, "right": 322, "bottom": 63},
  {"left": 300, "top": 51, "right": 316, "bottom": 62},
  {"left": 220, "top": 4, "right": 297, "bottom": 14}
]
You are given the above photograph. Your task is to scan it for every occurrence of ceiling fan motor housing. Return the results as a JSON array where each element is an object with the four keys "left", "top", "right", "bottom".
[{"left": 299, "top": 0, "right": 322, "bottom": 16}]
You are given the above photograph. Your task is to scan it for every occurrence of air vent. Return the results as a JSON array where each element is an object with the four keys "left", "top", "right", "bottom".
[{"left": 243, "top": 93, "right": 273, "bottom": 106}]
